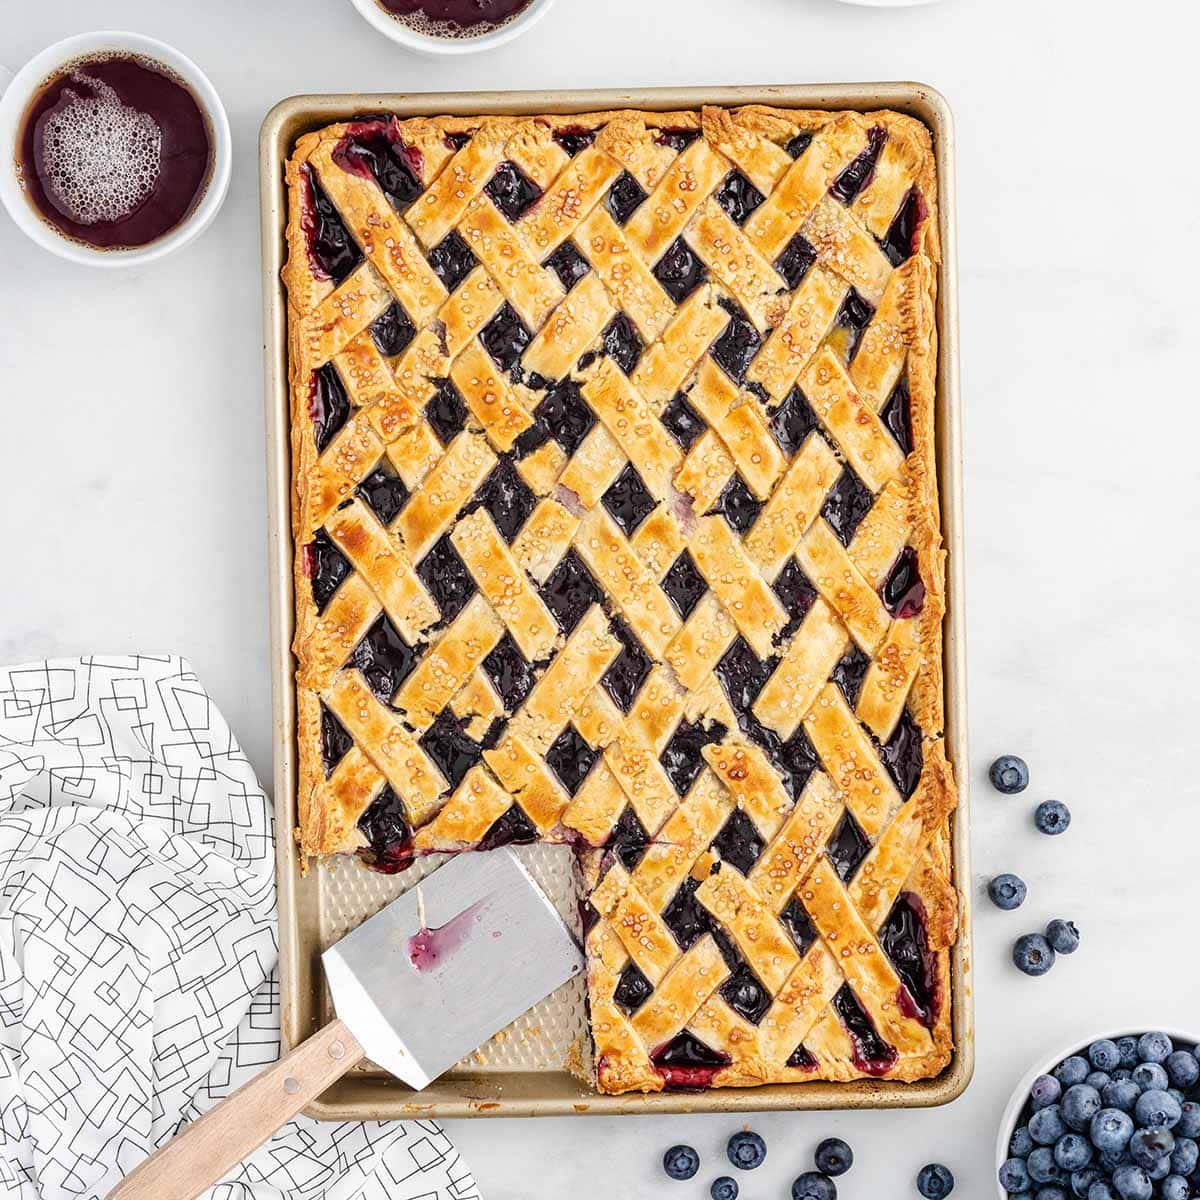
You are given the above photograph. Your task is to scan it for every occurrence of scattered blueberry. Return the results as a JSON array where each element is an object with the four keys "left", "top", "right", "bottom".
[
  {"left": 1138, "top": 1032, "right": 1174, "bottom": 1064},
  {"left": 663, "top": 1145, "right": 700, "bottom": 1180},
  {"left": 1101, "top": 1079, "right": 1141, "bottom": 1114},
  {"left": 1010, "top": 1124, "right": 1035, "bottom": 1157},
  {"left": 1162, "top": 1177, "right": 1191, "bottom": 1200},
  {"left": 1072, "top": 1166, "right": 1105, "bottom": 1197},
  {"left": 1031, "top": 1103, "right": 1068, "bottom": 1144},
  {"left": 916, "top": 1163, "right": 954, "bottom": 1198},
  {"left": 1166, "top": 1050, "right": 1200, "bottom": 1089},
  {"left": 1027, "top": 1145, "right": 1061, "bottom": 1183},
  {"left": 1056, "top": 1057, "right": 1092, "bottom": 1087},
  {"left": 1088, "top": 1181, "right": 1118, "bottom": 1200},
  {"left": 814, "top": 1137, "right": 852, "bottom": 1176},
  {"left": 1032, "top": 1073, "right": 1064, "bottom": 1110},
  {"left": 1014, "top": 933, "right": 1057, "bottom": 976},
  {"left": 989, "top": 754, "right": 1029, "bottom": 794},
  {"left": 1037, "top": 1187, "right": 1069, "bottom": 1200},
  {"left": 1055, "top": 1132, "right": 1094, "bottom": 1170},
  {"left": 989, "top": 873, "right": 1028, "bottom": 910},
  {"left": 710, "top": 1176, "right": 738, "bottom": 1200},
  {"left": 727, "top": 1131, "right": 766, "bottom": 1170},
  {"left": 1035, "top": 800, "right": 1072, "bottom": 835},
  {"left": 1135, "top": 1088, "right": 1182, "bottom": 1130},
  {"left": 791, "top": 1171, "right": 836, "bottom": 1200},
  {"left": 1177, "top": 1101, "right": 1200, "bottom": 1139},
  {"left": 1111, "top": 1164, "right": 1153, "bottom": 1200},
  {"left": 1091, "top": 1108, "right": 1135, "bottom": 1154},
  {"left": 1046, "top": 919, "right": 1081, "bottom": 954},
  {"left": 1169, "top": 1135, "right": 1198, "bottom": 1175},
  {"left": 998, "top": 1157, "right": 1031, "bottom": 1192},
  {"left": 1129, "top": 1126, "right": 1174, "bottom": 1168},
  {"left": 1132, "top": 1062, "right": 1169, "bottom": 1092},
  {"left": 1063, "top": 1085, "right": 1102, "bottom": 1131},
  {"left": 1116, "top": 1037, "right": 1141, "bottom": 1068},
  {"left": 1087, "top": 1071, "right": 1112, "bottom": 1091},
  {"left": 1089, "top": 1040, "right": 1122, "bottom": 1072}
]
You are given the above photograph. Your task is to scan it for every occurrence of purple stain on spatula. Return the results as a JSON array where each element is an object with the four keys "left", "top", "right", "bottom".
[{"left": 407, "top": 896, "right": 491, "bottom": 972}]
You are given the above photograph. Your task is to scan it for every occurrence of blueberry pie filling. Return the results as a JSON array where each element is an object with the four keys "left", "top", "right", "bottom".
[{"left": 287, "top": 105, "right": 956, "bottom": 1095}]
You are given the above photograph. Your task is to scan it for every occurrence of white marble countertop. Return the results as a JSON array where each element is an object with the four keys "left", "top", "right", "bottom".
[{"left": 3, "top": 0, "right": 1198, "bottom": 1195}]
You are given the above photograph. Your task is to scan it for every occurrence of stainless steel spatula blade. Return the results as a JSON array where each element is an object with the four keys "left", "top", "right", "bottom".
[{"left": 321, "top": 847, "right": 582, "bottom": 1089}]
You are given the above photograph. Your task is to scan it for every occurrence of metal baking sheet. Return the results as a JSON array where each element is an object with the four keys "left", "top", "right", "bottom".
[{"left": 260, "top": 83, "right": 972, "bottom": 1120}]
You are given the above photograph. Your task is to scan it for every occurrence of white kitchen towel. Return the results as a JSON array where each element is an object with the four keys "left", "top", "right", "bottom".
[{"left": 0, "top": 655, "right": 479, "bottom": 1200}]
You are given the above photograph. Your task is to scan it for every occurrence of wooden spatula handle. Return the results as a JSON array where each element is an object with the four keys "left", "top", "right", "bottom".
[{"left": 106, "top": 1019, "right": 364, "bottom": 1200}]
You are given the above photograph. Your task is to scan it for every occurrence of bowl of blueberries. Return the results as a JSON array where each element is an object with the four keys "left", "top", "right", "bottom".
[{"left": 997, "top": 1029, "right": 1200, "bottom": 1199}]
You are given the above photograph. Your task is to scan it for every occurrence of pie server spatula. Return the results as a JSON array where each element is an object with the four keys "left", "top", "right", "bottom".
[{"left": 107, "top": 847, "right": 583, "bottom": 1200}]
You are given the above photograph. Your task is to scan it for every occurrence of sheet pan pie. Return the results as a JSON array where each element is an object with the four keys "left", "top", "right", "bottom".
[{"left": 282, "top": 104, "right": 959, "bottom": 1095}]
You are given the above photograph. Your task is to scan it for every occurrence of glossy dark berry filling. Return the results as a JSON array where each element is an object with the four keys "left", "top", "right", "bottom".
[
  {"left": 830, "top": 126, "right": 886, "bottom": 206},
  {"left": 545, "top": 725, "right": 599, "bottom": 795},
  {"left": 834, "top": 288, "right": 876, "bottom": 363},
  {"left": 712, "top": 809, "right": 764, "bottom": 875},
  {"left": 779, "top": 896, "right": 818, "bottom": 956},
  {"left": 369, "top": 301, "right": 417, "bottom": 358},
  {"left": 350, "top": 613, "right": 417, "bottom": 704},
  {"left": 714, "top": 171, "right": 765, "bottom": 225},
  {"left": 880, "top": 187, "right": 925, "bottom": 267},
  {"left": 608, "top": 805, "right": 651, "bottom": 872},
  {"left": 880, "top": 708, "right": 923, "bottom": 798},
  {"left": 356, "top": 785, "right": 413, "bottom": 874},
  {"left": 787, "top": 1043, "right": 818, "bottom": 1070},
  {"left": 830, "top": 644, "right": 870, "bottom": 708},
  {"left": 540, "top": 549, "right": 603, "bottom": 635},
  {"left": 821, "top": 467, "right": 874, "bottom": 546},
  {"left": 775, "top": 233, "right": 818, "bottom": 290},
  {"left": 785, "top": 132, "right": 813, "bottom": 159},
  {"left": 468, "top": 455, "right": 536, "bottom": 542},
  {"left": 416, "top": 534, "right": 476, "bottom": 624},
  {"left": 881, "top": 375, "right": 912, "bottom": 454},
  {"left": 882, "top": 545, "right": 925, "bottom": 618},
  {"left": 614, "top": 961, "right": 653, "bottom": 1011},
  {"left": 419, "top": 708, "right": 481, "bottom": 790},
  {"left": 660, "top": 391, "right": 707, "bottom": 452},
  {"left": 427, "top": 229, "right": 478, "bottom": 293},
  {"left": 485, "top": 160, "right": 543, "bottom": 222},
  {"left": 601, "top": 312, "right": 644, "bottom": 375},
  {"left": 653, "top": 238, "right": 707, "bottom": 303},
  {"left": 601, "top": 614, "right": 652, "bottom": 712},
  {"left": 720, "top": 962, "right": 771, "bottom": 1024},
  {"left": 660, "top": 550, "right": 708, "bottom": 621},
  {"left": 482, "top": 634, "right": 537, "bottom": 711},
  {"left": 710, "top": 474, "right": 763, "bottom": 535},
  {"left": 478, "top": 803, "right": 538, "bottom": 851},
  {"left": 651, "top": 1031, "right": 730, "bottom": 1090},
  {"left": 425, "top": 377, "right": 469, "bottom": 446},
  {"left": 530, "top": 379, "right": 596, "bottom": 457},
  {"left": 309, "top": 363, "right": 352, "bottom": 453},
  {"left": 553, "top": 126, "right": 596, "bottom": 156},
  {"left": 602, "top": 463, "right": 655, "bottom": 537},
  {"left": 320, "top": 703, "right": 353, "bottom": 776},
  {"left": 772, "top": 558, "right": 818, "bottom": 633},
  {"left": 833, "top": 983, "right": 897, "bottom": 1076},
  {"left": 655, "top": 127, "right": 701, "bottom": 152},
  {"left": 710, "top": 300, "right": 762, "bottom": 383},
  {"left": 480, "top": 302, "right": 531, "bottom": 376},
  {"left": 659, "top": 717, "right": 726, "bottom": 796},
  {"left": 661, "top": 876, "right": 716, "bottom": 949},
  {"left": 332, "top": 120, "right": 424, "bottom": 214},
  {"left": 544, "top": 241, "right": 591, "bottom": 291},
  {"left": 444, "top": 130, "right": 473, "bottom": 150},
  {"left": 770, "top": 386, "right": 820, "bottom": 456},
  {"left": 606, "top": 171, "right": 648, "bottom": 225},
  {"left": 306, "top": 529, "right": 351, "bottom": 612},
  {"left": 826, "top": 810, "right": 872, "bottom": 882},
  {"left": 301, "top": 164, "right": 361, "bottom": 283},
  {"left": 881, "top": 890, "right": 939, "bottom": 1028}
]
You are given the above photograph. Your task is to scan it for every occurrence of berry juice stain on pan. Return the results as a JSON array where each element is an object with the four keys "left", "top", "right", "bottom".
[
  {"left": 377, "top": 0, "right": 533, "bottom": 38},
  {"left": 17, "top": 54, "right": 213, "bottom": 250}
]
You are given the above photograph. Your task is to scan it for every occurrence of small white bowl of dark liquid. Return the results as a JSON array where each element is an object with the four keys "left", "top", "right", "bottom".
[{"left": 349, "top": 0, "right": 557, "bottom": 54}]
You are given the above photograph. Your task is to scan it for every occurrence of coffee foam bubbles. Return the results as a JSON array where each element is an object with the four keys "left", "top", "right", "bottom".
[{"left": 39, "top": 73, "right": 161, "bottom": 226}]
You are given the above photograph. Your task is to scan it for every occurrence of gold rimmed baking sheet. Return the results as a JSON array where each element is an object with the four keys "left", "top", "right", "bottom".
[{"left": 260, "top": 83, "right": 972, "bottom": 1120}]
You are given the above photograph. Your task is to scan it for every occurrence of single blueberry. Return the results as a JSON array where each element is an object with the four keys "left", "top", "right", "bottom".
[
  {"left": 1037, "top": 1188, "right": 1069, "bottom": 1200},
  {"left": 1166, "top": 1050, "right": 1200, "bottom": 1090},
  {"left": 1045, "top": 919, "right": 1079, "bottom": 954},
  {"left": 1011, "top": 1125, "right": 1036, "bottom": 1157},
  {"left": 1098, "top": 1147, "right": 1129, "bottom": 1171},
  {"left": 1063, "top": 1085, "right": 1102, "bottom": 1131},
  {"left": 990, "top": 873, "right": 1029, "bottom": 910},
  {"left": 791, "top": 1171, "right": 837, "bottom": 1200},
  {"left": 1132, "top": 1062, "right": 1169, "bottom": 1092},
  {"left": 1056, "top": 1057, "right": 1091, "bottom": 1087},
  {"left": 1033, "top": 1074, "right": 1065, "bottom": 1109},
  {"left": 1111, "top": 1164, "right": 1152, "bottom": 1200},
  {"left": 1116, "top": 1037, "right": 1141, "bottom": 1068},
  {"left": 1102, "top": 1080, "right": 1142, "bottom": 1114},
  {"left": 813, "top": 1137, "right": 852, "bottom": 1176},
  {"left": 1054, "top": 1133, "right": 1094, "bottom": 1171},
  {"left": 727, "top": 1131, "right": 766, "bottom": 1170},
  {"left": 710, "top": 1176, "right": 739, "bottom": 1200},
  {"left": 1139, "top": 1032, "right": 1174, "bottom": 1064},
  {"left": 1031, "top": 1104, "right": 1068, "bottom": 1144},
  {"left": 1161, "top": 1176, "right": 1190, "bottom": 1200},
  {"left": 1090, "top": 1040, "right": 1122, "bottom": 1072},
  {"left": 1087, "top": 1182, "right": 1118, "bottom": 1200},
  {"left": 1136, "top": 1088, "right": 1182, "bottom": 1130},
  {"left": 1167, "top": 1087, "right": 1186, "bottom": 1106},
  {"left": 1035, "top": 800, "right": 1072, "bottom": 835},
  {"left": 999, "top": 1158, "right": 1031, "bottom": 1191},
  {"left": 1169, "top": 1134, "right": 1198, "bottom": 1175},
  {"left": 1129, "top": 1126, "right": 1174, "bottom": 1168},
  {"left": 916, "top": 1163, "right": 954, "bottom": 1198},
  {"left": 1146, "top": 1155, "right": 1170, "bottom": 1181},
  {"left": 1071, "top": 1165, "right": 1103, "bottom": 1197},
  {"left": 1177, "top": 1101, "right": 1200, "bottom": 1139},
  {"left": 1092, "top": 1107, "right": 1135, "bottom": 1153},
  {"left": 1086, "top": 1072, "right": 1111, "bottom": 1091},
  {"left": 1014, "top": 934, "right": 1057, "bottom": 977},
  {"left": 664, "top": 1145, "right": 700, "bottom": 1180},
  {"left": 989, "top": 754, "right": 1030, "bottom": 794},
  {"left": 1028, "top": 1146, "right": 1063, "bottom": 1183}
]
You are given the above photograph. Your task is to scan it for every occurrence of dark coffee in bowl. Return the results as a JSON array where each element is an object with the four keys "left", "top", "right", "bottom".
[
  {"left": 376, "top": 0, "right": 534, "bottom": 38},
  {"left": 17, "top": 54, "right": 213, "bottom": 251}
]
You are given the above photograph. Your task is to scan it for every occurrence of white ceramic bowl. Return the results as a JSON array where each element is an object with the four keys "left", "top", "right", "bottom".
[
  {"left": 995, "top": 1025, "right": 1199, "bottom": 1196},
  {"left": 348, "top": 0, "right": 556, "bottom": 54},
  {"left": 0, "top": 30, "right": 231, "bottom": 268}
]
